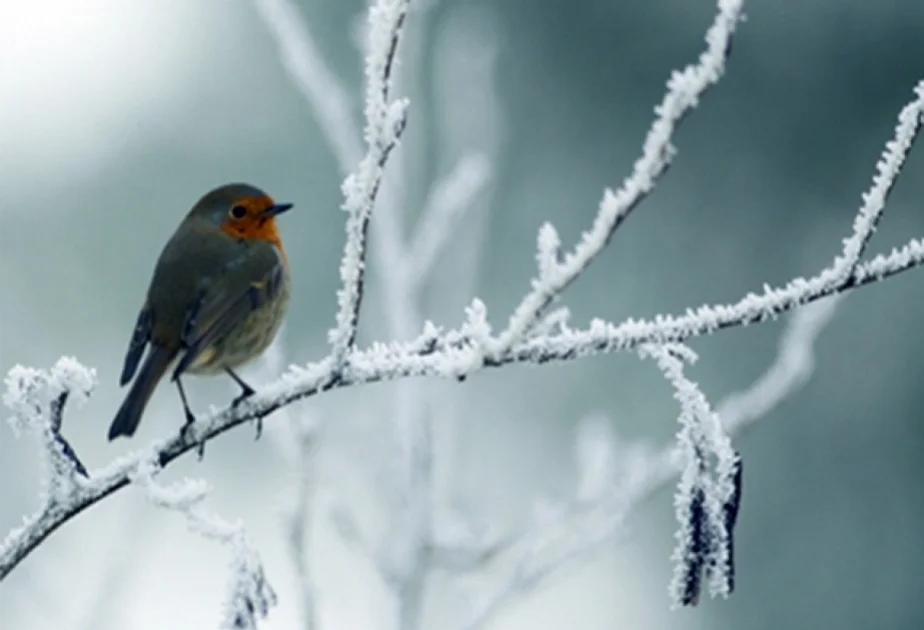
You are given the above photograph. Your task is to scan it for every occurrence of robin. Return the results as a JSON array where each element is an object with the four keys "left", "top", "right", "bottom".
[{"left": 108, "top": 183, "right": 293, "bottom": 440}]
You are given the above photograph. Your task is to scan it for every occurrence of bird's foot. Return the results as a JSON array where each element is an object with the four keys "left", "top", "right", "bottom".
[
  {"left": 180, "top": 413, "right": 206, "bottom": 460},
  {"left": 231, "top": 386, "right": 255, "bottom": 408},
  {"left": 227, "top": 368, "right": 255, "bottom": 408}
]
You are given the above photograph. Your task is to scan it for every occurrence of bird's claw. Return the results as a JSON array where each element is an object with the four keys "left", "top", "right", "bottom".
[
  {"left": 180, "top": 415, "right": 206, "bottom": 461},
  {"left": 231, "top": 389, "right": 254, "bottom": 408}
]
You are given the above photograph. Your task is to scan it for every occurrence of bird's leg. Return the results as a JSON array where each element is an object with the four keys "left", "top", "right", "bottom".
[
  {"left": 175, "top": 377, "right": 196, "bottom": 426},
  {"left": 176, "top": 377, "right": 206, "bottom": 459},
  {"left": 225, "top": 368, "right": 263, "bottom": 440},
  {"left": 225, "top": 368, "right": 256, "bottom": 407}
]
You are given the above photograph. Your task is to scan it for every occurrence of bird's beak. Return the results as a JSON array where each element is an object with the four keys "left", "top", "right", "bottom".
[{"left": 264, "top": 202, "right": 293, "bottom": 217}]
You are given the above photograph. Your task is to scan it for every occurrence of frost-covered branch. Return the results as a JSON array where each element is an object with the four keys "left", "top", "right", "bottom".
[
  {"left": 640, "top": 344, "right": 740, "bottom": 607},
  {"left": 257, "top": 4, "right": 494, "bottom": 629},
  {"left": 132, "top": 459, "right": 276, "bottom": 628},
  {"left": 487, "top": 0, "right": 745, "bottom": 354},
  {"left": 2, "top": 1, "right": 923, "bottom": 618},
  {"left": 0, "top": 358, "right": 96, "bottom": 582},
  {"left": 0, "top": 169, "right": 918, "bottom": 585},
  {"left": 4, "top": 358, "right": 94, "bottom": 489},
  {"left": 458, "top": 297, "right": 839, "bottom": 629},
  {"left": 329, "top": 0, "right": 412, "bottom": 363}
]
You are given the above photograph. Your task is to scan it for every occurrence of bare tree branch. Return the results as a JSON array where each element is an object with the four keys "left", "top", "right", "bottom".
[
  {"left": 487, "top": 0, "right": 745, "bottom": 353},
  {"left": 458, "top": 297, "right": 841, "bottom": 629},
  {"left": 329, "top": 0, "right": 413, "bottom": 363}
]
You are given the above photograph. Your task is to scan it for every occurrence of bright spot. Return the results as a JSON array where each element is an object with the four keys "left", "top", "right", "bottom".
[{"left": 0, "top": 1, "right": 211, "bottom": 188}]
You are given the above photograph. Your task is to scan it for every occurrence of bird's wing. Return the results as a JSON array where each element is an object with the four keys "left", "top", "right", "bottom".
[
  {"left": 171, "top": 243, "right": 286, "bottom": 380},
  {"left": 120, "top": 305, "right": 153, "bottom": 385}
]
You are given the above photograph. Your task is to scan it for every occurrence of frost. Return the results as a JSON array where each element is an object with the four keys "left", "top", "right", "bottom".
[
  {"left": 639, "top": 344, "right": 741, "bottom": 607},
  {"left": 3, "top": 358, "right": 94, "bottom": 503},
  {"left": 3, "top": 0, "right": 923, "bottom": 623},
  {"left": 132, "top": 459, "right": 277, "bottom": 628}
]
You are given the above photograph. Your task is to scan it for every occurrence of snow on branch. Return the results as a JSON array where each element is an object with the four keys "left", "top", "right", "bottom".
[
  {"left": 329, "top": 0, "right": 412, "bottom": 362},
  {"left": 456, "top": 295, "right": 839, "bottom": 628},
  {"left": 3, "top": 358, "right": 93, "bottom": 506},
  {"left": 254, "top": 6, "right": 496, "bottom": 630},
  {"left": 132, "top": 458, "right": 277, "bottom": 628},
  {"left": 2, "top": 0, "right": 923, "bottom": 620},
  {"left": 639, "top": 344, "right": 741, "bottom": 607},
  {"left": 487, "top": 0, "right": 745, "bottom": 355}
]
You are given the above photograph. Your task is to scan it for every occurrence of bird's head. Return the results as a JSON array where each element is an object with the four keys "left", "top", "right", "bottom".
[{"left": 187, "top": 183, "right": 293, "bottom": 247}]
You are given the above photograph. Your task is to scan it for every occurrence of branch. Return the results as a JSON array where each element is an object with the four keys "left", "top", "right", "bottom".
[
  {"left": 639, "top": 344, "right": 740, "bottom": 607},
  {"left": 496, "top": 233, "right": 924, "bottom": 365},
  {"left": 487, "top": 0, "right": 745, "bottom": 354},
  {"left": 458, "top": 294, "right": 839, "bottom": 630},
  {"left": 4, "top": 358, "right": 93, "bottom": 487},
  {"left": 254, "top": 0, "right": 363, "bottom": 168},
  {"left": 3, "top": 77, "right": 921, "bottom": 582},
  {"left": 132, "top": 459, "right": 276, "bottom": 628},
  {"left": 3, "top": 1, "right": 922, "bottom": 600},
  {"left": 329, "top": 0, "right": 412, "bottom": 362}
]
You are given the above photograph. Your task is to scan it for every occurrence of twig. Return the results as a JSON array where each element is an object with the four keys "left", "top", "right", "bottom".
[
  {"left": 329, "top": 0, "right": 413, "bottom": 363},
  {"left": 488, "top": 0, "right": 746, "bottom": 353},
  {"left": 639, "top": 343, "right": 739, "bottom": 607},
  {"left": 457, "top": 295, "right": 840, "bottom": 630},
  {"left": 132, "top": 458, "right": 277, "bottom": 628},
  {"left": 253, "top": 0, "right": 363, "bottom": 168}
]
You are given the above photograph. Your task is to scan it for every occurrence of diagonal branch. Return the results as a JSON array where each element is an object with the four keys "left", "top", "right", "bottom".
[
  {"left": 1, "top": 233, "right": 917, "bottom": 582},
  {"left": 254, "top": 0, "right": 363, "bottom": 167},
  {"left": 499, "top": 235, "right": 924, "bottom": 365},
  {"left": 489, "top": 0, "right": 745, "bottom": 353}
]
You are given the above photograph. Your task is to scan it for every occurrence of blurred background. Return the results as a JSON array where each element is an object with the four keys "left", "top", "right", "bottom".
[{"left": 1, "top": 0, "right": 923, "bottom": 629}]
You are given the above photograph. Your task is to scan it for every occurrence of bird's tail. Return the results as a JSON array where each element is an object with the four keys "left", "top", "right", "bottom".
[{"left": 108, "top": 344, "right": 176, "bottom": 440}]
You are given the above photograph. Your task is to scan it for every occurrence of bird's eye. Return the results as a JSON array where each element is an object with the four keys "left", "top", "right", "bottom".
[{"left": 229, "top": 205, "right": 247, "bottom": 219}]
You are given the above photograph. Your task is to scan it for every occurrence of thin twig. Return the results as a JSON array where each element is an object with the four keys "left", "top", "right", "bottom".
[
  {"left": 489, "top": 0, "right": 745, "bottom": 352},
  {"left": 330, "top": 0, "right": 413, "bottom": 362},
  {"left": 458, "top": 297, "right": 841, "bottom": 630}
]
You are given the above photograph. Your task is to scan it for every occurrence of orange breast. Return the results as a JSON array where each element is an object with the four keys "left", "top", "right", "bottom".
[{"left": 221, "top": 218, "right": 288, "bottom": 265}]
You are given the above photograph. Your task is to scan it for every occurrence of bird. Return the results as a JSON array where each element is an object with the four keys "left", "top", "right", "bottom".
[{"left": 108, "top": 183, "right": 293, "bottom": 441}]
